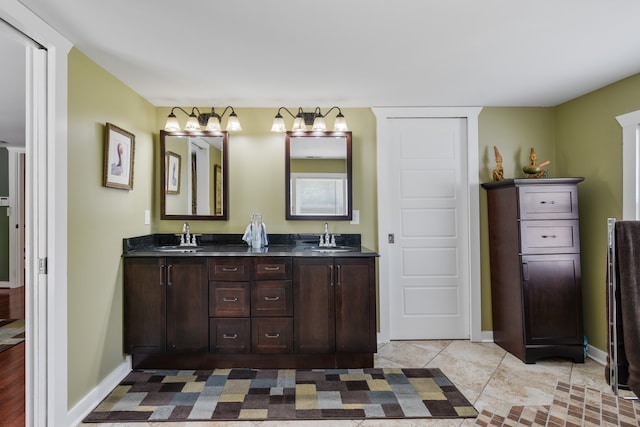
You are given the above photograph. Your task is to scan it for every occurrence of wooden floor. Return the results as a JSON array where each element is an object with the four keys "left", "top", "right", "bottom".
[{"left": 0, "top": 287, "right": 25, "bottom": 426}]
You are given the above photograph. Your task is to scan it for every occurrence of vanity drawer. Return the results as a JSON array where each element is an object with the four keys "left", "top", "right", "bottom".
[
  {"left": 518, "top": 185, "right": 579, "bottom": 220},
  {"left": 209, "top": 282, "right": 250, "bottom": 317},
  {"left": 251, "top": 280, "right": 293, "bottom": 317},
  {"left": 520, "top": 220, "right": 580, "bottom": 254},
  {"left": 209, "top": 258, "right": 252, "bottom": 281},
  {"left": 251, "top": 318, "right": 293, "bottom": 353},
  {"left": 209, "top": 318, "right": 251, "bottom": 353},
  {"left": 253, "top": 257, "right": 292, "bottom": 280}
]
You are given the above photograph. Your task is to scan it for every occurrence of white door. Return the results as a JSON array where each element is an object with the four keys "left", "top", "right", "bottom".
[{"left": 387, "top": 117, "right": 470, "bottom": 339}]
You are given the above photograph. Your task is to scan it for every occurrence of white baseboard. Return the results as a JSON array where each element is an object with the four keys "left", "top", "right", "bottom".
[
  {"left": 479, "top": 330, "right": 494, "bottom": 342},
  {"left": 67, "top": 356, "right": 131, "bottom": 426},
  {"left": 587, "top": 344, "right": 607, "bottom": 366}
]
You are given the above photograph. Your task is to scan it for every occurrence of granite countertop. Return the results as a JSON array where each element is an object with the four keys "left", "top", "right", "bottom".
[{"left": 122, "top": 233, "right": 378, "bottom": 258}]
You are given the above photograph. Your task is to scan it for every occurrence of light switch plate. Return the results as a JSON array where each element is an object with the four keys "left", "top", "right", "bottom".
[
  {"left": 0, "top": 197, "right": 9, "bottom": 207},
  {"left": 144, "top": 209, "right": 150, "bottom": 225},
  {"left": 350, "top": 209, "right": 360, "bottom": 225}
]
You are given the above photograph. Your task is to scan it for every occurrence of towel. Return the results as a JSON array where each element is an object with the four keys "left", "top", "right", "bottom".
[
  {"left": 614, "top": 221, "right": 640, "bottom": 398},
  {"left": 242, "top": 222, "right": 268, "bottom": 248}
]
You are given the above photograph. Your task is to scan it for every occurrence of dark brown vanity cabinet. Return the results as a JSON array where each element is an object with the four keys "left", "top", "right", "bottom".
[
  {"left": 482, "top": 178, "right": 584, "bottom": 364},
  {"left": 124, "top": 252, "right": 376, "bottom": 368},
  {"left": 293, "top": 257, "right": 376, "bottom": 355},
  {"left": 251, "top": 258, "right": 294, "bottom": 354},
  {"left": 124, "top": 257, "right": 208, "bottom": 354},
  {"left": 208, "top": 257, "right": 293, "bottom": 354},
  {"left": 209, "top": 257, "right": 252, "bottom": 353}
]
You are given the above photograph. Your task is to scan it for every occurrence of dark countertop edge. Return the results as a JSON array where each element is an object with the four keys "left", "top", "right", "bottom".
[
  {"left": 123, "top": 233, "right": 378, "bottom": 257},
  {"left": 481, "top": 177, "right": 584, "bottom": 189},
  {"left": 122, "top": 248, "right": 379, "bottom": 258}
]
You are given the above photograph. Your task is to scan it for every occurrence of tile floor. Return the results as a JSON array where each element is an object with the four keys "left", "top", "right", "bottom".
[{"left": 78, "top": 340, "right": 616, "bottom": 427}]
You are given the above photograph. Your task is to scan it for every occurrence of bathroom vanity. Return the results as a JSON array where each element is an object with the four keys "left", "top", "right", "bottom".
[{"left": 122, "top": 234, "right": 378, "bottom": 369}]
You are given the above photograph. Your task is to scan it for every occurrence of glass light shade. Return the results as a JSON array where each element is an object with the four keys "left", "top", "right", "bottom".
[
  {"left": 226, "top": 113, "right": 242, "bottom": 131},
  {"left": 206, "top": 116, "right": 221, "bottom": 131},
  {"left": 271, "top": 116, "right": 286, "bottom": 132},
  {"left": 312, "top": 116, "right": 327, "bottom": 131},
  {"left": 292, "top": 116, "right": 306, "bottom": 131},
  {"left": 164, "top": 114, "right": 181, "bottom": 132},
  {"left": 185, "top": 115, "right": 200, "bottom": 131},
  {"left": 333, "top": 114, "right": 349, "bottom": 131}
]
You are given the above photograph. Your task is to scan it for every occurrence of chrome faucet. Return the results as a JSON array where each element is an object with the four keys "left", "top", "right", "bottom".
[
  {"left": 319, "top": 223, "right": 336, "bottom": 247},
  {"left": 179, "top": 222, "right": 198, "bottom": 246}
]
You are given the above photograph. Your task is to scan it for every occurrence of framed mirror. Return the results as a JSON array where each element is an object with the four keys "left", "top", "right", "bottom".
[
  {"left": 285, "top": 131, "right": 352, "bottom": 220},
  {"left": 160, "top": 130, "right": 228, "bottom": 220}
]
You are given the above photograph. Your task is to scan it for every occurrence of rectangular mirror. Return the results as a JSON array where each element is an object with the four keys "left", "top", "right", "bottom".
[
  {"left": 285, "top": 131, "right": 352, "bottom": 220},
  {"left": 161, "top": 130, "right": 228, "bottom": 220}
]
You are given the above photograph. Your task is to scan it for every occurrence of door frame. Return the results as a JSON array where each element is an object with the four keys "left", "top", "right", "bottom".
[
  {"left": 373, "top": 107, "right": 483, "bottom": 343},
  {"left": 1, "top": 2, "right": 71, "bottom": 425}
]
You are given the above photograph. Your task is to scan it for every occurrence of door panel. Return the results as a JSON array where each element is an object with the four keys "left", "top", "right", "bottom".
[{"left": 389, "top": 118, "right": 470, "bottom": 339}]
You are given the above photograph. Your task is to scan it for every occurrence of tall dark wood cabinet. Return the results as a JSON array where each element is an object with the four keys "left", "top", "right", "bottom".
[{"left": 482, "top": 178, "right": 585, "bottom": 364}]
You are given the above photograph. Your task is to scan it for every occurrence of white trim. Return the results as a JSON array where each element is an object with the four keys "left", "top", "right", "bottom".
[
  {"left": 616, "top": 109, "right": 640, "bottom": 220},
  {"left": 0, "top": 2, "right": 71, "bottom": 426},
  {"left": 587, "top": 344, "right": 607, "bottom": 366},
  {"left": 372, "top": 106, "right": 483, "bottom": 343},
  {"left": 67, "top": 357, "right": 132, "bottom": 426}
]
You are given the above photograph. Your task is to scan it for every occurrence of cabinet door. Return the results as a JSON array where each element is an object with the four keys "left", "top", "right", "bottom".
[
  {"left": 293, "top": 258, "right": 335, "bottom": 353},
  {"left": 123, "top": 257, "right": 166, "bottom": 353},
  {"left": 522, "top": 254, "right": 583, "bottom": 345},
  {"left": 166, "top": 257, "right": 209, "bottom": 352},
  {"left": 335, "top": 257, "right": 377, "bottom": 352}
]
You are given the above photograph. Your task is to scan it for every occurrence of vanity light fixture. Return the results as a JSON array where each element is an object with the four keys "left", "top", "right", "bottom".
[
  {"left": 271, "top": 106, "right": 348, "bottom": 132},
  {"left": 164, "top": 106, "right": 242, "bottom": 132}
]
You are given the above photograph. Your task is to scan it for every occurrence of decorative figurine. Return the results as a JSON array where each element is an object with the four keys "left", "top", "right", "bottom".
[
  {"left": 492, "top": 146, "right": 505, "bottom": 182},
  {"left": 523, "top": 147, "right": 550, "bottom": 178}
]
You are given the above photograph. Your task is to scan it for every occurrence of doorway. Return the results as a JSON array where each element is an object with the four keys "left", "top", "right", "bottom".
[{"left": 373, "top": 107, "right": 483, "bottom": 343}]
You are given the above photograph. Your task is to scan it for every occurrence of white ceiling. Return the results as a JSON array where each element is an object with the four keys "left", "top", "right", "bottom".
[{"left": 3, "top": 0, "right": 640, "bottom": 146}]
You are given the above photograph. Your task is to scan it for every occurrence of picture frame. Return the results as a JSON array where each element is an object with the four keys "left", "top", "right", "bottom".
[
  {"left": 166, "top": 151, "right": 181, "bottom": 194},
  {"left": 103, "top": 123, "right": 135, "bottom": 190}
]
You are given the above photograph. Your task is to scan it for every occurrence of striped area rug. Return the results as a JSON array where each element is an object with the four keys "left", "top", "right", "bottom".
[
  {"left": 0, "top": 319, "right": 25, "bottom": 353},
  {"left": 84, "top": 367, "right": 477, "bottom": 422},
  {"left": 474, "top": 381, "right": 640, "bottom": 426}
]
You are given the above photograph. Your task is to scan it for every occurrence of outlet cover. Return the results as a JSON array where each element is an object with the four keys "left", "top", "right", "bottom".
[{"left": 350, "top": 209, "right": 360, "bottom": 225}]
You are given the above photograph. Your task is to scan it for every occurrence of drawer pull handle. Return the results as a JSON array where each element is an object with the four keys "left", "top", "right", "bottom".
[
  {"left": 265, "top": 333, "right": 280, "bottom": 339},
  {"left": 223, "top": 334, "right": 238, "bottom": 339},
  {"left": 222, "top": 267, "right": 239, "bottom": 272},
  {"left": 541, "top": 234, "right": 557, "bottom": 239},
  {"left": 264, "top": 266, "right": 281, "bottom": 271},
  {"left": 264, "top": 296, "right": 280, "bottom": 301},
  {"left": 222, "top": 297, "right": 238, "bottom": 302},
  {"left": 540, "top": 200, "right": 556, "bottom": 205}
]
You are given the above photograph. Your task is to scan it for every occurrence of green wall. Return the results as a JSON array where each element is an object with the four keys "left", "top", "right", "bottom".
[
  {"left": 0, "top": 148, "right": 8, "bottom": 281},
  {"left": 478, "top": 107, "right": 556, "bottom": 330},
  {"left": 67, "top": 48, "right": 157, "bottom": 408},
  {"left": 555, "top": 73, "right": 640, "bottom": 351}
]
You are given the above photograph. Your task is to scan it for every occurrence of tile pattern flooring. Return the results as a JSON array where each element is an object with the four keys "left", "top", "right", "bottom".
[{"left": 79, "top": 339, "right": 634, "bottom": 426}]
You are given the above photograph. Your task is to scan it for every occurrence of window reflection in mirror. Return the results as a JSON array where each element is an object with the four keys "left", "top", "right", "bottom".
[
  {"left": 285, "top": 131, "right": 352, "bottom": 220},
  {"left": 160, "top": 130, "right": 228, "bottom": 220}
]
